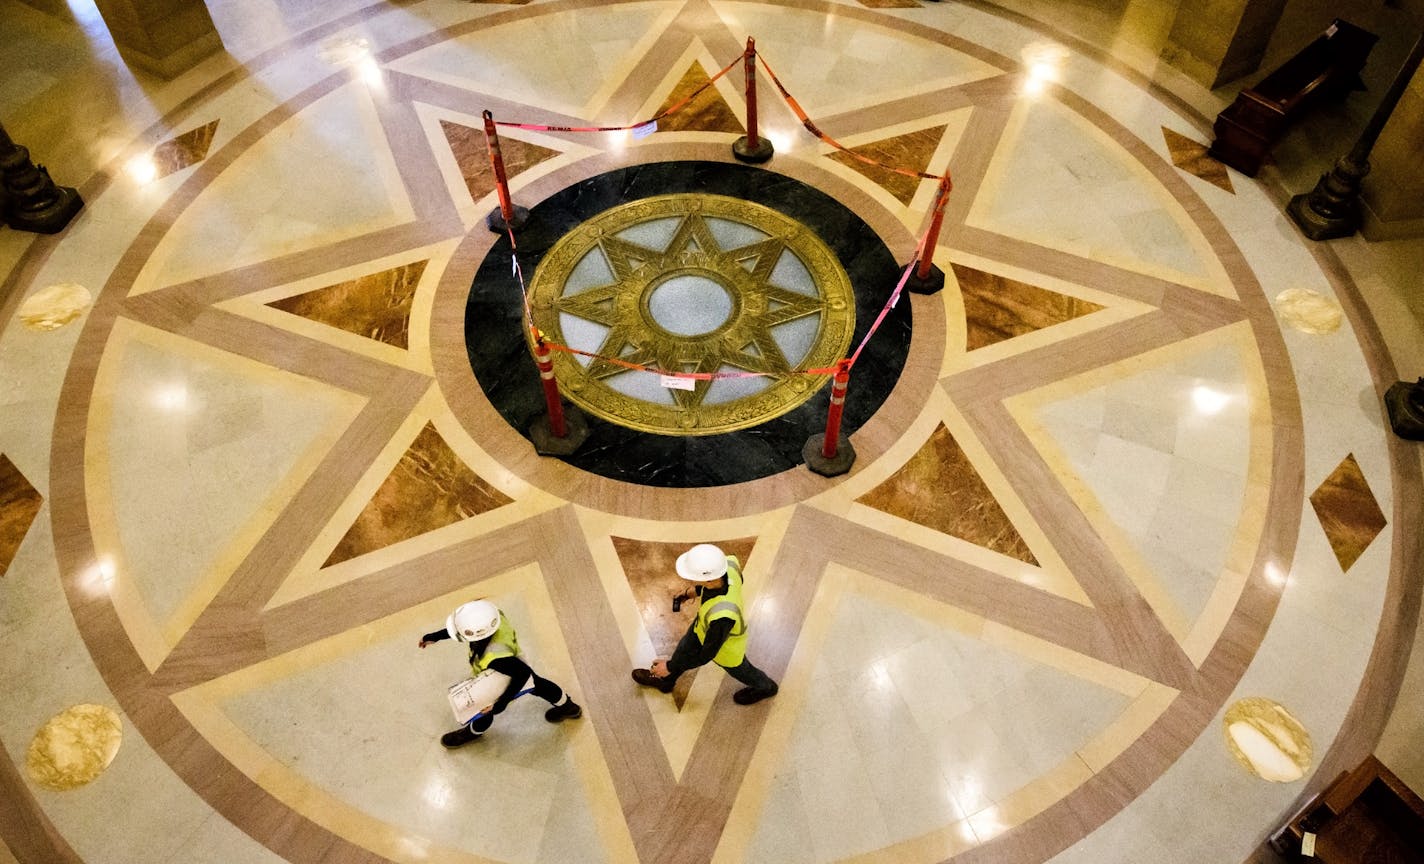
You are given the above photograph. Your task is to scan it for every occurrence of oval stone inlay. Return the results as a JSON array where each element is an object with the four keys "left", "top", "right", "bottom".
[{"left": 26, "top": 704, "right": 123, "bottom": 791}]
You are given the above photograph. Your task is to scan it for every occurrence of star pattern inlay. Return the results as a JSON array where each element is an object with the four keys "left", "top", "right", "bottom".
[{"left": 26, "top": 2, "right": 1363, "bottom": 864}]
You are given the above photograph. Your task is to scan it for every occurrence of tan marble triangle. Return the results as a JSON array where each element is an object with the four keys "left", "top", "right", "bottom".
[
  {"left": 324, "top": 423, "right": 513, "bottom": 567},
  {"left": 439, "top": 120, "right": 560, "bottom": 205},
  {"left": 267, "top": 260, "right": 426, "bottom": 349},
  {"left": 951, "top": 262, "right": 1104, "bottom": 350},
  {"left": 1309, "top": 453, "right": 1387, "bottom": 572},
  {"left": 826, "top": 124, "right": 946, "bottom": 205},
  {"left": 857, "top": 424, "right": 1037, "bottom": 564},
  {"left": 655, "top": 61, "right": 745, "bottom": 134},
  {"left": 151, "top": 119, "right": 219, "bottom": 179},
  {"left": 858, "top": 0, "right": 920, "bottom": 6},
  {"left": 1162, "top": 126, "right": 1234, "bottom": 194},
  {"left": 0, "top": 454, "right": 44, "bottom": 578},
  {"left": 612, "top": 536, "right": 757, "bottom": 710}
]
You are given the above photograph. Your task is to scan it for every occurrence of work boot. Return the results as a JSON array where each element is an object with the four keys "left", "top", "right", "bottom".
[
  {"left": 733, "top": 684, "right": 778, "bottom": 705},
  {"left": 631, "top": 668, "right": 676, "bottom": 693},
  {"left": 440, "top": 725, "right": 482, "bottom": 748},
  {"left": 545, "top": 699, "right": 583, "bottom": 723}
]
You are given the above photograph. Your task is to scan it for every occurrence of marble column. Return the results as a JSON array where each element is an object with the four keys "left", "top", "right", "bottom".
[
  {"left": 1161, "top": 0, "right": 1291, "bottom": 88},
  {"left": 90, "top": 0, "right": 224, "bottom": 79},
  {"left": 14, "top": 0, "right": 73, "bottom": 18},
  {"left": 1362, "top": 58, "right": 1424, "bottom": 239}
]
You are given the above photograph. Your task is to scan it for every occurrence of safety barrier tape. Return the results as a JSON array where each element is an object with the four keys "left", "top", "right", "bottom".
[
  {"left": 484, "top": 42, "right": 949, "bottom": 389},
  {"left": 494, "top": 52, "right": 744, "bottom": 134},
  {"left": 755, "top": 53, "right": 943, "bottom": 182}
]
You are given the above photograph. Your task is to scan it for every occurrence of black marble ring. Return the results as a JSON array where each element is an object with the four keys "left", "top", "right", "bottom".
[{"left": 465, "top": 160, "right": 912, "bottom": 488}]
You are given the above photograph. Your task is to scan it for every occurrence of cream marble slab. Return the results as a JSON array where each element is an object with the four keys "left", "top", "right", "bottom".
[
  {"left": 136, "top": 80, "right": 416, "bottom": 293},
  {"left": 386, "top": 3, "right": 684, "bottom": 121},
  {"left": 724, "top": 565, "right": 1149, "bottom": 864},
  {"left": 174, "top": 566, "right": 634, "bottom": 864},
  {"left": 710, "top": 2, "right": 1005, "bottom": 118},
  {"left": 968, "top": 96, "right": 1232, "bottom": 297},
  {"left": 1010, "top": 322, "right": 1266, "bottom": 653},
  {"left": 88, "top": 319, "right": 367, "bottom": 667}
]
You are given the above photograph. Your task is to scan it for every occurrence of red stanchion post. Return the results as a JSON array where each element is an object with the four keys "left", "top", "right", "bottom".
[
  {"left": 803, "top": 360, "right": 855, "bottom": 476},
  {"left": 733, "top": 37, "right": 774, "bottom": 164},
  {"left": 527, "top": 330, "right": 589, "bottom": 456},
  {"left": 482, "top": 109, "right": 529, "bottom": 234},
  {"left": 534, "top": 335, "right": 567, "bottom": 439},
  {"left": 906, "top": 173, "right": 952, "bottom": 294}
]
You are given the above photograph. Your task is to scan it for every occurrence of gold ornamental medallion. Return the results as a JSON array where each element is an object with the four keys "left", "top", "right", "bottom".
[
  {"left": 26, "top": 704, "right": 123, "bottom": 791},
  {"left": 526, "top": 194, "right": 855, "bottom": 435}
]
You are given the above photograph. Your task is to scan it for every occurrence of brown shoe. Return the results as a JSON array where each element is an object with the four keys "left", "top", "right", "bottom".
[{"left": 631, "top": 668, "right": 675, "bottom": 693}]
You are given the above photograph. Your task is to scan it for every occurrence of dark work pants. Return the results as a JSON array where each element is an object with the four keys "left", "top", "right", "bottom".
[
  {"left": 667, "top": 627, "right": 778, "bottom": 695},
  {"left": 721, "top": 658, "right": 778, "bottom": 695},
  {"left": 467, "top": 670, "right": 564, "bottom": 732}
]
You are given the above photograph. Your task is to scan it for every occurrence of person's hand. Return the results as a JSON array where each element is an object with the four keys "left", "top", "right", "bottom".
[
  {"left": 418, "top": 638, "right": 431, "bottom": 648},
  {"left": 479, "top": 704, "right": 493, "bottom": 716},
  {"left": 650, "top": 659, "right": 670, "bottom": 678}
]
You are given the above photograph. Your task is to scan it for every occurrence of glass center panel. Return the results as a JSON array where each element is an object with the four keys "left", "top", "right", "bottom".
[{"left": 647, "top": 275, "right": 734, "bottom": 336}]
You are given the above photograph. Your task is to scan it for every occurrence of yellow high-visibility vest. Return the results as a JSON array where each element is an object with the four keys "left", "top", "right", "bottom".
[
  {"left": 694, "top": 557, "right": 748, "bottom": 667},
  {"left": 470, "top": 612, "right": 520, "bottom": 673}
]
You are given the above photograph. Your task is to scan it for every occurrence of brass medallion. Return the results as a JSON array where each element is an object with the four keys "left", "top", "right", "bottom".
[
  {"left": 26, "top": 704, "right": 123, "bottom": 791},
  {"left": 527, "top": 194, "right": 855, "bottom": 435},
  {"left": 1222, "top": 697, "right": 1312, "bottom": 782}
]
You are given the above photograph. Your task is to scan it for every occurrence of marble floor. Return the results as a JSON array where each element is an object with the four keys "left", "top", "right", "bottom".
[{"left": 2, "top": 1, "right": 1423, "bottom": 863}]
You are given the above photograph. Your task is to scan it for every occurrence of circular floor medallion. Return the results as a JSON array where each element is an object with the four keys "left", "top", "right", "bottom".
[
  {"left": 465, "top": 161, "right": 911, "bottom": 487},
  {"left": 526, "top": 193, "right": 856, "bottom": 435}
]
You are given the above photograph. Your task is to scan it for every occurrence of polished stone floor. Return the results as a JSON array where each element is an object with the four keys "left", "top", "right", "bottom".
[{"left": 2, "top": 1, "right": 1423, "bottom": 863}]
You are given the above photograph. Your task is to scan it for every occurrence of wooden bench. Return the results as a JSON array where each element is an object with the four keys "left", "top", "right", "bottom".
[
  {"left": 1209, "top": 19, "right": 1377, "bottom": 177},
  {"left": 1268, "top": 755, "right": 1424, "bottom": 862}
]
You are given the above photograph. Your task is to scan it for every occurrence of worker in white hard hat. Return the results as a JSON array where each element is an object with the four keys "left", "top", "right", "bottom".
[
  {"left": 419, "top": 599, "right": 582, "bottom": 748},
  {"left": 631, "top": 543, "right": 779, "bottom": 705}
]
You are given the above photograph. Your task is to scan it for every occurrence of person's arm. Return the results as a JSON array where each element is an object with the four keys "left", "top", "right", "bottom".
[
  {"left": 665, "top": 617, "right": 734, "bottom": 677},
  {"left": 418, "top": 628, "right": 451, "bottom": 647},
  {"left": 484, "top": 655, "right": 534, "bottom": 714}
]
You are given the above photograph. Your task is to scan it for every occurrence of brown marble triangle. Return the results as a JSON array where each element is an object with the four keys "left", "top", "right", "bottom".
[
  {"left": 0, "top": 455, "right": 43, "bottom": 578},
  {"left": 151, "top": 120, "right": 219, "bottom": 179},
  {"left": 826, "top": 124, "right": 945, "bottom": 205},
  {"left": 1309, "top": 453, "right": 1387, "bottom": 571},
  {"left": 612, "top": 536, "right": 757, "bottom": 709},
  {"left": 324, "top": 423, "right": 513, "bottom": 567},
  {"left": 1162, "top": 126, "right": 1234, "bottom": 194},
  {"left": 857, "top": 424, "right": 1037, "bottom": 565},
  {"left": 655, "top": 61, "right": 745, "bottom": 134},
  {"left": 267, "top": 260, "right": 426, "bottom": 349},
  {"left": 950, "top": 261, "right": 1104, "bottom": 350},
  {"left": 440, "top": 120, "right": 560, "bottom": 205}
]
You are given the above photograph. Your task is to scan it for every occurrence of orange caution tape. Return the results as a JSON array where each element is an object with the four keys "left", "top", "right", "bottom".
[
  {"left": 756, "top": 54, "right": 949, "bottom": 185},
  {"left": 496, "top": 52, "right": 746, "bottom": 134}
]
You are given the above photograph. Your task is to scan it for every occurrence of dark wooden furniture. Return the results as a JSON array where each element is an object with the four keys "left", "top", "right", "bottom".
[
  {"left": 1209, "top": 19, "right": 1377, "bottom": 177},
  {"left": 1269, "top": 755, "right": 1424, "bottom": 863}
]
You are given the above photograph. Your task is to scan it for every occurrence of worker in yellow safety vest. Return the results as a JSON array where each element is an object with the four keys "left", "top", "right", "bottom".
[
  {"left": 632, "top": 544, "right": 779, "bottom": 705},
  {"left": 420, "top": 599, "right": 581, "bottom": 748}
]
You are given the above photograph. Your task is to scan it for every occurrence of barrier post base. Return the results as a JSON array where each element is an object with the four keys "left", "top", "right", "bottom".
[
  {"left": 486, "top": 204, "right": 530, "bottom": 234},
  {"left": 904, "top": 263, "right": 945, "bottom": 295},
  {"left": 732, "top": 136, "right": 774, "bottom": 164},
  {"left": 803, "top": 433, "right": 855, "bottom": 477},
  {"left": 1385, "top": 379, "right": 1424, "bottom": 441},
  {"left": 530, "top": 404, "right": 590, "bottom": 456}
]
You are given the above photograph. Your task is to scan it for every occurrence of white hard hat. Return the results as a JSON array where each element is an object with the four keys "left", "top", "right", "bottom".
[
  {"left": 446, "top": 600, "right": 501, "bottom": 642},
  {"left": 676, "top": 544, "right": 728, "bottom": 581}
]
